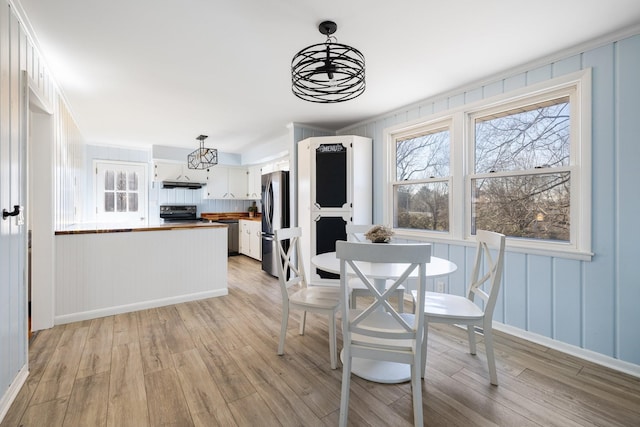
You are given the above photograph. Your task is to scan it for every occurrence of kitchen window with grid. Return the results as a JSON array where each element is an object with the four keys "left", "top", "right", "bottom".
[{"left": 95, "top": 161, "right": 148, "bottom": 223}]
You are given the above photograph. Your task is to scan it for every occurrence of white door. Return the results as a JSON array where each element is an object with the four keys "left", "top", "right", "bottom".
[{"left": 0, "top": 71, "right": 28, "bottom": 409}]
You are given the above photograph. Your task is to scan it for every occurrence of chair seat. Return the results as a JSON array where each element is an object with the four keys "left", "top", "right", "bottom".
[
  {"left": 290, "top": 286, "right": 341, "bottom": 309},
  {"left": 413, "top": 291, "right": 484, "bottom": 320},
  {"left": 348, "top": 309, "right": 415, "bottom": 333}
]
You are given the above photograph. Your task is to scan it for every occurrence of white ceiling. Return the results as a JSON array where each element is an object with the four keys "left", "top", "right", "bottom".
[{"left": 15, "top": 0, "right": 640, "bottom": 154}]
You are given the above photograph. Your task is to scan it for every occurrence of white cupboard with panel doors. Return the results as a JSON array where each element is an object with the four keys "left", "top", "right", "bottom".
[
  {"left": 153, "top": 161, "right": 208, "bottom": 183},
  {"left": 239, "top": 219, "right": 261, "bottom": 260},
  {"left": 246, "top": 165, "right": 262, "bottom": 199},
  {"left": 297, "top": 135, "right": 372, "bottom": 284},
  {"left": 204, "top": 166, "right": 248, "bottom": 199}
]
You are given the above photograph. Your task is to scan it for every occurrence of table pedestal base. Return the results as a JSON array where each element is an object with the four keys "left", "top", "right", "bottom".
[{"left": 340, "top": 350, "right": 411, "bottom": 384}]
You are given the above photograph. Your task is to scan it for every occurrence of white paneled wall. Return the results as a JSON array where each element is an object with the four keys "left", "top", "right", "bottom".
[
  {"left": 55, "top": 227, "right": 228, "bottom": 323},
  {"left": 0, "top": 3, "right": 28, "bottom": 418},
  {"left": 1, "top": 1, "right": 84, "bottom": 418}
]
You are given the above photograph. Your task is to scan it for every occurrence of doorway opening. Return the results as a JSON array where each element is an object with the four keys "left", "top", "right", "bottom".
[{"left": 28, "top": 84, "right": 55, "bottom": 334}]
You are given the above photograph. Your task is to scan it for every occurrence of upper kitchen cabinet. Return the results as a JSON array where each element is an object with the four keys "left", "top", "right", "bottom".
[
  {"left": 247, "top": 165, "right": 262, "bottom": 199},
  {"left": 153, "top": 161, "right": 208, "bottom": 183},
  {"left": 204, "top": 166, "right": 248, "bottom": 199}
]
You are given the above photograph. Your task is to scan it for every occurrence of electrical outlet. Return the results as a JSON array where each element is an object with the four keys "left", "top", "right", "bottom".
[{"left": 436, "top": 281, "right": 445, "bottom": 293}]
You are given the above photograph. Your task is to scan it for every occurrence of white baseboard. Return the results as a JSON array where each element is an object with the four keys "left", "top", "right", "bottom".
[
  {"left": 54, "top": 289, "right": 228, "bottom": 325},
  {"left": 494, "top": 322, "right": 640, "bottom": 379},
  {"left": 0, "top": 365, "right": 28, "bottom": 423}
]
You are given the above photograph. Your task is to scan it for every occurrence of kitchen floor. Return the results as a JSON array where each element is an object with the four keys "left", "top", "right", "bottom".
[{"left": 4, "top": 255, "right": 640, "bottom": 426}]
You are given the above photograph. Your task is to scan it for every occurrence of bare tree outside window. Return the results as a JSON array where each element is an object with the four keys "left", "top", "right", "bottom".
[
  {"left": 386, "top": 74, "right": 589, "bottom": 254},
  {"left": 393, "top": 129, "right": 450, "bottom": 231},
  {"left": 472, "top": 98, "right": 570, "bottom": 241}
]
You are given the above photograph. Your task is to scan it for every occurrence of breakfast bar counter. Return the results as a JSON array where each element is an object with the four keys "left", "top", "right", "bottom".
[{"left": 54, "top": 222, "right": 228, "bottom": 325}]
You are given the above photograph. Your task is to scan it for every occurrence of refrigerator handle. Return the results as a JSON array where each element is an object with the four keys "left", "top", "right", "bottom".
[{"left": 266, "top": 180, "right": 274, "bottom": 230}]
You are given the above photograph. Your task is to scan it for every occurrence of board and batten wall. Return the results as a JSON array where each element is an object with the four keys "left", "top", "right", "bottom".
[
  {"left": 340, "top": 31, "right": 640, "bottom": 373},
  {"left": 1, "top": 0, "right": 83, "bottom": 419}
]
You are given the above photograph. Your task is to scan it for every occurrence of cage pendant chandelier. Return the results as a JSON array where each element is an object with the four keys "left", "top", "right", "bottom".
[
  {"left": 291, "top": 20, "right": 365, "bottom": 103},
  {"left": 188, "top": 134, "right": 218, "bottom": 169}
]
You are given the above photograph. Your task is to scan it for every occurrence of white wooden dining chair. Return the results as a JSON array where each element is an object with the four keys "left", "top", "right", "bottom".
[
  {"left": 275, "top": 227, "right": 341, "bottom": 369},
  {"left": 346, "top": 224, "right": 406, "bottom": 312},
  {"left": 336, "top": 241, "right": 431, "bottom": 427},
  {"left": 414, "top": 229, "right": 505, "bottom": 385}
]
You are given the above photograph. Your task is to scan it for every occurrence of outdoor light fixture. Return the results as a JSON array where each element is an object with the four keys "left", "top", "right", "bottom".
[
  {"left": 188, "top": 134, "right": 218, "bottom": 169},
  {"left": 291, "top": 20, "right": 365, "bottom": 103}
]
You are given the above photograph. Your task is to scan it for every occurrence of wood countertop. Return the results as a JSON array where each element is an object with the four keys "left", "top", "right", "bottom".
[
  {"left": 55, "top": 212, "right": 261, "bottom": 235},
  {"left": 201, "top": 212, "right": 261, "bottom": 222},
  {"left": 55, "top": 221, "right": 228, "bottom": 235}
]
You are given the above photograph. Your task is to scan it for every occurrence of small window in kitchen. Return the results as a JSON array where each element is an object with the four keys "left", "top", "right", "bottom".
[{"left": 95, "top": 161, "right": 148, "bottom": 223}]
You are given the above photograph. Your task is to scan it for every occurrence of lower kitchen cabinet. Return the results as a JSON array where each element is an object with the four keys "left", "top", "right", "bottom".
[{"left": 239, "top": 219, "right": 261, "bottom": 260}]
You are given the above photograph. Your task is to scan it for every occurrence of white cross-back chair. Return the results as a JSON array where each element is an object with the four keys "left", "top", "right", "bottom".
[
  {"left": 275, "top": 227, "right": 341, "bottom": 369},
  {"left": 337, "top": 241, "right": 431, "bottom": 427},
  {"left": 414, "top": 229, "right": 505, "bottom": 385},
  {"left": 346, "top": 224, "right": 406, "bottom": 312}
]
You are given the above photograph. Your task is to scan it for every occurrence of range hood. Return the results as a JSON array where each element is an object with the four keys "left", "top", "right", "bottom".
[{"left": 162, "top": 180, "right": 206, "bottom": 189}]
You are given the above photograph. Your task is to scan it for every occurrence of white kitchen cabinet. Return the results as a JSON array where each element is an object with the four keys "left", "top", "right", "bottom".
[
  {"left": 228, "top": 167, "right": 248, "bottom": 198},
  {"left": 298, "top": 135, "right": 372, "bottom": 283},
  {"left": 239, "top": 219, "right": 261, "bottom": 260},
  {"left": 153, "top": 161, "right": 208, "bottom": 183},
  {"left": 247, "top": 165, "right": 262, "bottom": 199},
  {"left": 204, "top": 166, "right": 248, "bottom": 199}
]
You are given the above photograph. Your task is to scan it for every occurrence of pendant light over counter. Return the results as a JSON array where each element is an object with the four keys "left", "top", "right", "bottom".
[
  {"left": 291, "top": 20, "right": 365, "bottom": 103},
  {"left": 188, "top": 134, "right": 218, "bottom": 169}
]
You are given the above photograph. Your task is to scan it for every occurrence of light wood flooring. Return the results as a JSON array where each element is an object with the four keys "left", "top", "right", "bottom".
[{"left": 3, "top": 255, "right": 640, "bottom": 426}]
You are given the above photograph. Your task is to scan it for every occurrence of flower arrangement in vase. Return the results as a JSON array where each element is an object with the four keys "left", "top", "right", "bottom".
[{"left": 364, "top": 225, "right": 394, "bottom": 243}]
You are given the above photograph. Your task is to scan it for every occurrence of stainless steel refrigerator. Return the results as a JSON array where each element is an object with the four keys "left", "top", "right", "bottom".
[{"left": 261, "top": 170, "right": 289, "bottom": 276}]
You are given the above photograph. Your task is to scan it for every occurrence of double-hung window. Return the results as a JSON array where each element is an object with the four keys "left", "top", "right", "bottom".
[
  {"left": 391, "top": 121, "right": 452, "bottom": 233},
  {"left": 385, "top": 70, "right": 591, "bottom": 258}
]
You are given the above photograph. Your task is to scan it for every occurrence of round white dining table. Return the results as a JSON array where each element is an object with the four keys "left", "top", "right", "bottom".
[{"left": 311, "top": 250, "right": 457, "bottom": 384}]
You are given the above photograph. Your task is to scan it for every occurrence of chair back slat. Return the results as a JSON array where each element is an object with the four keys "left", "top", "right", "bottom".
[
  {"left": 337, "top": 241, "right": 431, "bottom": 344},
  {"left": 275, "top": 228, "right": 308, "bottom": 301},
  {"left": 468, "top": 230, "right": 506, "bottom": 316},
  {"left": 345, "top": 224, "right": 372, "bottom": 243}
]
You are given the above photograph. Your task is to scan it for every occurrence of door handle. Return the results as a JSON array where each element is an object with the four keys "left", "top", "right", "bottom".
[{"left": 2, "top": 205, "right": 20, "bottom": 220}]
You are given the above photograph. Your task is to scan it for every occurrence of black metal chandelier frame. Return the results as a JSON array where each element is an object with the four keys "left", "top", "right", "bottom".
[
  {"left": 188, "top": 134, "right": 218, "bottom": 170},
  {"left": 291, "top": 21, "right": 365, "bottom": 103}
]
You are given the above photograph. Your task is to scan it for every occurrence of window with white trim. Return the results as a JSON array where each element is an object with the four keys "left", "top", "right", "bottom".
[
  {"left": 385, "top": 70, "right": 591, "bottom": 258},
  {"left": 470, "top": 95, "right": 571, "bottom": 241},
  {"left": 95, "top": 161, "right": 148, "bottom": 223},
  {"left": 391, "top": 121, "right": 451, "bottom": 233}
]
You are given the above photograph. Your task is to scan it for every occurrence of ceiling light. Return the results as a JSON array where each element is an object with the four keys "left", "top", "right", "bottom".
[
  {"left": 188, "top": 135, "right": 218, "bottom": 169},
  {"left": 291, "top": 20, "right": 365, "bottom": 103}
]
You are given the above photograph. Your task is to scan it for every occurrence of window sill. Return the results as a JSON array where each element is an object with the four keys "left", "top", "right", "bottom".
[{"left": 392, "top": 230, "right": 594, "bottom": 262}]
